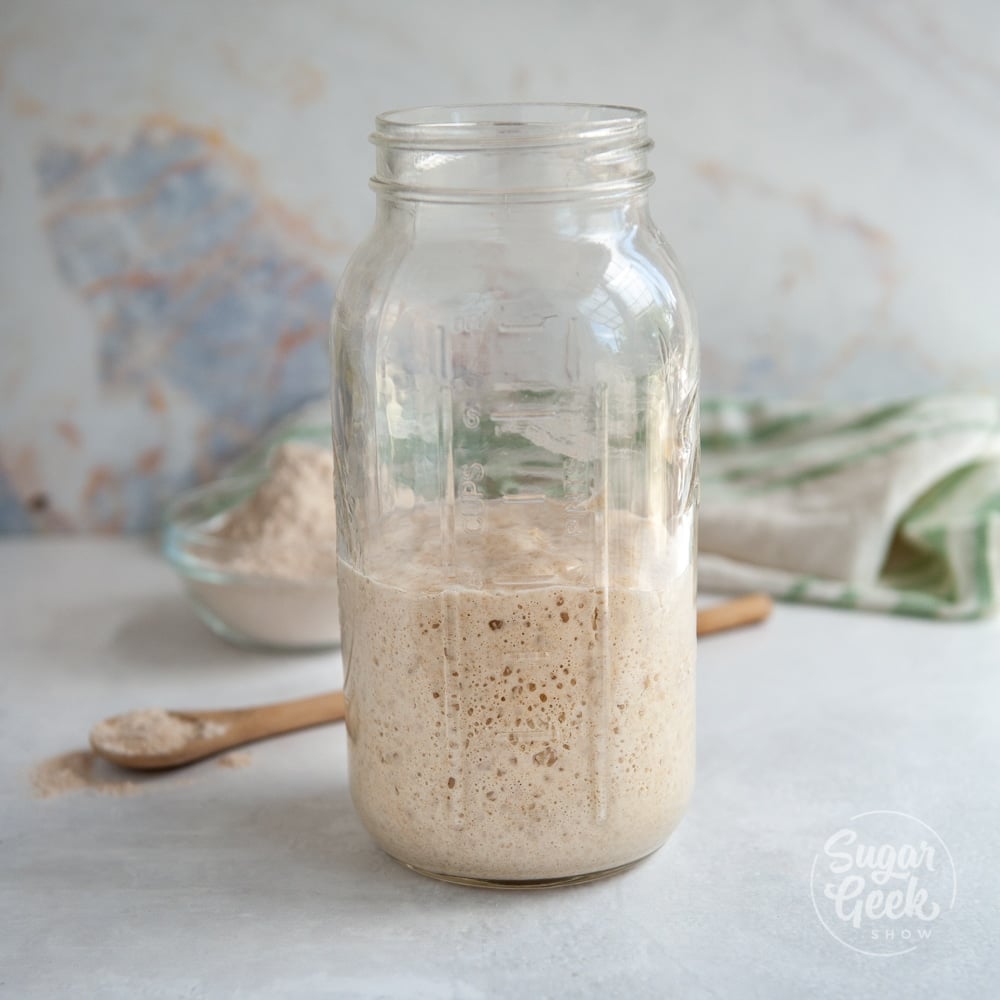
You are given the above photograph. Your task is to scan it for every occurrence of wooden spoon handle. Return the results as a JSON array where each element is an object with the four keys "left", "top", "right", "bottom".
[
  {"left": 697, "top": 593, "right": 773, "bottom": 637},
  {"left": 208, "top": 690, "right": 346, "bottom": 742}
]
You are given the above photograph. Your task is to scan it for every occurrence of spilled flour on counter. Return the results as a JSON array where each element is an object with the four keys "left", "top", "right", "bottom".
[
  {"left": 30, "top": 751, "right": 142, "bottom": 799},
  {"left": 31, "top": 742, "right": 254, "bottom": 800},
  {"left": 216, "top": 751, "right": 252, "bottom": 769},
  {"left": 89, "top": 708, "right": 228, "bottom": 757}
]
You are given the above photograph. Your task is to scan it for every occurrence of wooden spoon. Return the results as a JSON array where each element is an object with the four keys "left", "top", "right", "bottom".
[
  {"left": 91, "top": 594, "right": 771, "bottom": 772},
  {"left": 89, "top": 691, "right": 345, "bottom": 771},
  {"left": 697, "top": 592, "right": 773, "bottom": 637}
]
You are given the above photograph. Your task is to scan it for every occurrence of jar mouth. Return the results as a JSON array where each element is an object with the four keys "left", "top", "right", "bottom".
[
  {"left": 371, "top": 103, "right": 653, "bottom": 202},
  {"left": 373, "top": 103, "right": 647, "bottom": 150}
]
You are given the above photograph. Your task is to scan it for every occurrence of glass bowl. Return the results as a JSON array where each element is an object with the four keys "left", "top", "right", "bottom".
[{"left": 162, "top": 476, "right": 341, "bottom": 653}]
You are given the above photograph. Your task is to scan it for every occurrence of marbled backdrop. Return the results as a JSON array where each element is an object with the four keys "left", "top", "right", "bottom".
[{"left": 1, "top": 0, "right": 998, "bottom": 532}]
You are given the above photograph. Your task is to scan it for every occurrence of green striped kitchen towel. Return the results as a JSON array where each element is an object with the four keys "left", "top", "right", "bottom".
[{"left": 699, "top": 394, "right": 1000, "bottom": 619}]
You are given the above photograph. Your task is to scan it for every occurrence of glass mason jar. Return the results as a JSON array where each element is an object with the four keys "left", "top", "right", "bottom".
[{"left": 332, "top": 104, "right": 698, "bottom": 887}]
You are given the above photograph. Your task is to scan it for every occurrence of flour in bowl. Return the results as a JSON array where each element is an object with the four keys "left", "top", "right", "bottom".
[{"left": 181, "top": 442, "right": 341, "bottom": 648}]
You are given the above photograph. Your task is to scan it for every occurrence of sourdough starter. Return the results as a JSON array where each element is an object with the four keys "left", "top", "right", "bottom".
[{"left": 339, "top": 504, "right": 695, "bottom": 882}]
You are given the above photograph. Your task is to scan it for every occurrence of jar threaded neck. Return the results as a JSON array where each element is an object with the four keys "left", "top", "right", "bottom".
[{"left": 371, "top": 103, "right": 654, "bottom": 203}]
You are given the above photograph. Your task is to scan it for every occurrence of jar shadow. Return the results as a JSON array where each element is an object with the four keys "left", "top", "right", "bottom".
[{"left": 214, "top": 782, "right": 428, "bottom": 895}]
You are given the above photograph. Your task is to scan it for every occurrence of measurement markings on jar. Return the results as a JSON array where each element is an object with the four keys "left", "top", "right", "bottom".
[
  {"left": 489, "top": 408, "right": 561, "bottom": 422},
  {"left": 496, "top": 651, "right": 565, "bottom": 747},
  {"left": 458, "top": 461, "right": 485, "bottom": 534},
  {"left": 441, "top": 589, "right": 466, "bottom": 830},
  {"left": 591, "top": 384, "right": 612, "bottom": 824},
  {"left": 496, "top": 317, "right": 552, "bottom": 335},
  {"left": 490, "top": 404, "right": 564, "bottom": 506},
  {"left": 562, "top": 456, "right": 592, "bottom": 536},
  {"left": 452, "top": 310, "right": 488, "bottom": 334}
]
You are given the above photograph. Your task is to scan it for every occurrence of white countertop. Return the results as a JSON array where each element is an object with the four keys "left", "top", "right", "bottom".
[{"left": 2, "top": 538, "right": 998, "bottom": 999}]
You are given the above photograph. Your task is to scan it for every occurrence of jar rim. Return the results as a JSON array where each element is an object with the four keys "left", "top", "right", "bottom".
[{"left": 373, "top": 103, "right": 647, "bottom": 149}]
